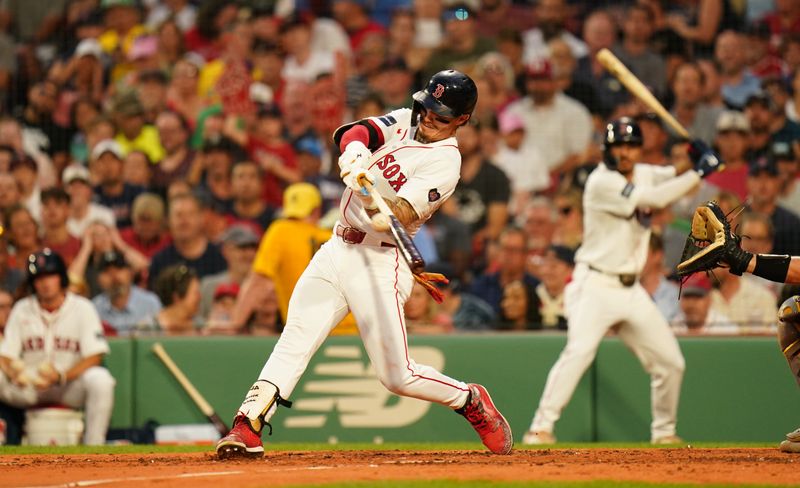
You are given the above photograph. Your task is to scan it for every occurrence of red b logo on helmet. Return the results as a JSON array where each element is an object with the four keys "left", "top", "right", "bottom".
[{"left": 432, "top": 83, "right": 445, "bottom": 99}]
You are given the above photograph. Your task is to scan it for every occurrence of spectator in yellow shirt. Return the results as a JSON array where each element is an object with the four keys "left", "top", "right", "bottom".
[
  {"left": 112, "top": 91, "right": 166, "bottom": 163},
  {"left": 226, "top": 183, "right": 357, "bottom": 335}
]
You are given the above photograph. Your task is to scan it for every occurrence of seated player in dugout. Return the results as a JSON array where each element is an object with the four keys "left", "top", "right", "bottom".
[{"left": 215, "top": 70, "right": 514, "bottom": 459}]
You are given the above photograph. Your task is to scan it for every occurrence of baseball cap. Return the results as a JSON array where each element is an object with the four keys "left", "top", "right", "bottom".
[
  {"left": 214, "top": 282, "right": 240, "bottom": 300},
  {"left": 98, "top": 250, "right": 128, "bottom": 271},
  {"left": 62, "top": 164, "right": 91, "bottom": 185},
  {"left": 498, "top": 111, "right": 524, "bottom": 134},
  {"left": 74, "top": 38, "right": 102, "bottom": 59},
  {"left": 634, "top": 112, "right": 664, "bottom": 129},
  {"left": 547, "top": 245, "right": 575, "bottom": 267},
  {"left": 716, "top": 110, "right": 750, "bottom": 133},
  {"left": 771, "top": 141, "right": 794, "bottom": 161},
  {"left": 681, "top": 273, "right": 712, "bottom": 297},
  {"left": 282, "top": 183, "right": 322, "bottom": 219},
  {"left": 526, "top": 58, "right": 553, "bottom": 79},
  {"left": 442, "top": 2, "right": 477, "bottom": 22},
  {"left": 745, "top": 90, "right": 772, "bottom": 109},
  {"left": 749, "top": 155, "right": 779, "bottom": 177},
  {"left": 91, "top": 139, "right": 124, "bottom": 161},
  {"left": 112, "top": 91, "right": 145, "bottom": 117},
  {"left": 221, "top": 224, "right": 261, "bottom": 247}
]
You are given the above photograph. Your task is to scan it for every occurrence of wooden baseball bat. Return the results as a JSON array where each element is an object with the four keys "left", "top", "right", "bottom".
[
  {"left": 358, "top": 178, "right": 426, "bottom": 274},
  {"left": 596, "top": 48, "right": 691, "bottom": 139},
  {"left": 152, "top": 342, "right": 229, "bottom": 437}
]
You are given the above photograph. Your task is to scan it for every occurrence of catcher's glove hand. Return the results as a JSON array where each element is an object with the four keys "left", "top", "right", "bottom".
[{"left": 676, "top": 201, "right": 752, "bottom": 277}]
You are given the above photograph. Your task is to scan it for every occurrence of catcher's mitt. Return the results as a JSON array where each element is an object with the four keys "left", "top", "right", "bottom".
[{"left": 676, "top": 201, "right": 752, "bottom": 277}]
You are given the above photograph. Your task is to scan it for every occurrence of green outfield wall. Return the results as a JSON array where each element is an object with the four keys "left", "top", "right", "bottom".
[{"left": 105, "top": 334, "right": 800, "bottom": 442}]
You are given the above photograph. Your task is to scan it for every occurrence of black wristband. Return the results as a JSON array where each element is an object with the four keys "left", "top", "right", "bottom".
[{"left": 752, "top": 254, "right": 791, "bottom": 283}]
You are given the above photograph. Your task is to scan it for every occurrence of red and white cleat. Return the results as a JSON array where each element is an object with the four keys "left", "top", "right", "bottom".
[
  {"left": 459, "top": 384, "right": 513, "bottom": 455},
  {"left": 216, "top": 415, "right": 264, "bottom": 459}
]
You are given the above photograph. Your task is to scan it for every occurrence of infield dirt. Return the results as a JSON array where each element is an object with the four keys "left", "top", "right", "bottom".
[{"left": 1, "top": 448, "right": 798, "bottom": 487}]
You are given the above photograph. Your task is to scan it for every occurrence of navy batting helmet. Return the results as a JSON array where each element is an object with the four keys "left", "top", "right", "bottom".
[
  {"left": 412, "top": 69, "right": 478, "bottom": 124},
  {"left": 603, "top": 117, "right": 643, "bottom": 169},
  {"left": 27, "top": 248, "right": 69, "bottom": 290}
]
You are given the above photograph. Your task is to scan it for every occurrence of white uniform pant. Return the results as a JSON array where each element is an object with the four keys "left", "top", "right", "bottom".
[
  {"left": 252, "top": 237, "right": 469, "bottom": 422},
  {"left": 0, "top": 366, "right": 115, "bottom": 445},
  {"left": 530, "top": 265, "right": 685, "bottom": 440}
]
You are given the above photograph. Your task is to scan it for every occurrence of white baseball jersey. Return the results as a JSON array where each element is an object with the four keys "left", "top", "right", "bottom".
[
  {"left": 234, "top": 109, "right": 473, "bottom": 427},
  {"left": 576, "top": 162, "right": 679, "bottom": 275},
  {"left": 529, "top": 161, "right": 700, "bottom": 442},
  {"left": 338, "top": 108, "right": 461, "bottom": 240},
  {"left": 0, "top": 292, "right": 110, "bottom": 374}
]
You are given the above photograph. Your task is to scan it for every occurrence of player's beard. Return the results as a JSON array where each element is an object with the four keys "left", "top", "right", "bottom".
[{"left": 415, "top": 124, "right": 449, "bottom": 144}]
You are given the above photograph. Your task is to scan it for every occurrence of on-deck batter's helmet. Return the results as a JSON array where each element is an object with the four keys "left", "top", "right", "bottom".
[
  {"left": 603, "top": 117, "right": 643, "bottom": 169},
  {"left": 411, "top": 69, "right": 478, "bottom": 124},
  {"left": 27, "top": 248, "right": 69, "bottom": 290}
]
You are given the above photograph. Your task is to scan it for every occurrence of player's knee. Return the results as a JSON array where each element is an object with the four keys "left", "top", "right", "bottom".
[
  {"left": 378, "top": 373, "right": 412, "bottom": 396},
  {"left": 562, "top": 342, "right": 599, "bottom": 363},
  {"left": 82, "top": 367, "right": 116, "bottom": 394}
]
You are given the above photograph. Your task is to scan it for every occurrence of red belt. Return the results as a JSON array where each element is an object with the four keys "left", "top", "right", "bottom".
[{"left": 335, "top": 225, "right": 395, "bottom": 248}]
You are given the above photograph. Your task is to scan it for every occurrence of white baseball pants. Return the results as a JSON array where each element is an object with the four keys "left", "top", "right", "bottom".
[
  {"left": 530, "top": 264, "right": 685, "bottom": 440},
  {"left": 0, "top": 366, "right": 115, "bottom": 445},
  {"left": 251, "top": 236, "right": 470, "bottom": 422}
]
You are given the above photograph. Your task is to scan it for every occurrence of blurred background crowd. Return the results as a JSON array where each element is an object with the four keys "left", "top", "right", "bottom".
[{"left": 0, "top": 0, "right": 798, "bottom": 339}]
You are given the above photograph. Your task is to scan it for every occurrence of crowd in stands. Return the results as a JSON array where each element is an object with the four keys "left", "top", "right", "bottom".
[{"left": 0, "top": 0, "right": 799, "bottom": 340}]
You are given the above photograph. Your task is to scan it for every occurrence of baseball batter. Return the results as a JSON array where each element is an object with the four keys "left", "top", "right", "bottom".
[
  {"left": 523, "top": 118, "right": 721, "bottom": 445},
  {"left": 0, "top": 249, "right": 115, "bottom": 445},
  {"left": 217, "top": 70, "right": 513, "bottom": 458}
]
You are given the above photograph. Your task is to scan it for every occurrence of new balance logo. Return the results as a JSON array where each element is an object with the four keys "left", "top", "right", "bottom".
[{"left": 284, "top": 345, "right": 445, "bottom": 428}]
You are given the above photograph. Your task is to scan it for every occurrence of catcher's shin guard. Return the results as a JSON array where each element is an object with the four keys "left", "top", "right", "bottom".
[{"left": 778, "top": 296, "right": 800, "bottom": 387}]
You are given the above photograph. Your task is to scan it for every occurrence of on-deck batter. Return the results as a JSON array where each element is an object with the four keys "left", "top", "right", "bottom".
[
  {"left": 522, "top": 117, "right": 722, "bottom": 445},
  {"left": 216, "top": 70, "right": 513, "bottom": 458}
]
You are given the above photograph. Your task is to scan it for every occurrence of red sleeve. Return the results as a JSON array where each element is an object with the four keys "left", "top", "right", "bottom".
[
  {"left": 339, "top": 124, "right": 370, "bottom": 152},
  {"left": 338, "top": 120, "right": 385, "bottom": 152}
]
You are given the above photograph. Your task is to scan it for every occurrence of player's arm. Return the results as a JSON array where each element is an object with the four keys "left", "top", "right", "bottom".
[
  {"left": 0, "top": 356, "right": 18, "bottom": 382},
  {"left": 228, "top": 271, "right": 275, "bottom": 331},
  {"left": 631, "top": 171, "right": 700, "bottom": 209},
  {"left": 366, "top": 198, "right": 419, "bottom": 228},
  {"left": 62, "top": 353, "right": 103, "bottom": 384}
]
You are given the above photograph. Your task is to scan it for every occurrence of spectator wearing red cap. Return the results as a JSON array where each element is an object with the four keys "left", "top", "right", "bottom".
[
  {"left": 207, "top": 282, "right": 240, "bottom": 329},
  {"left": 503, "top": 57, "right": 592, "bottom": 177},
  {"left": 671, "top": 273, "right": 737, "bottom": 335}
]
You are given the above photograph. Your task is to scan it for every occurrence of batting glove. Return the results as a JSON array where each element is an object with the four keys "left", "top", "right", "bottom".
[
  {"left": 687, "top": 139, "right": 723, "bottom": 178},
  {"left": 345, "top": 169, "right": 378, "bottom": 210},
  {"left": 338, "top": 141, "right": 371, "bottom": 179}
]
